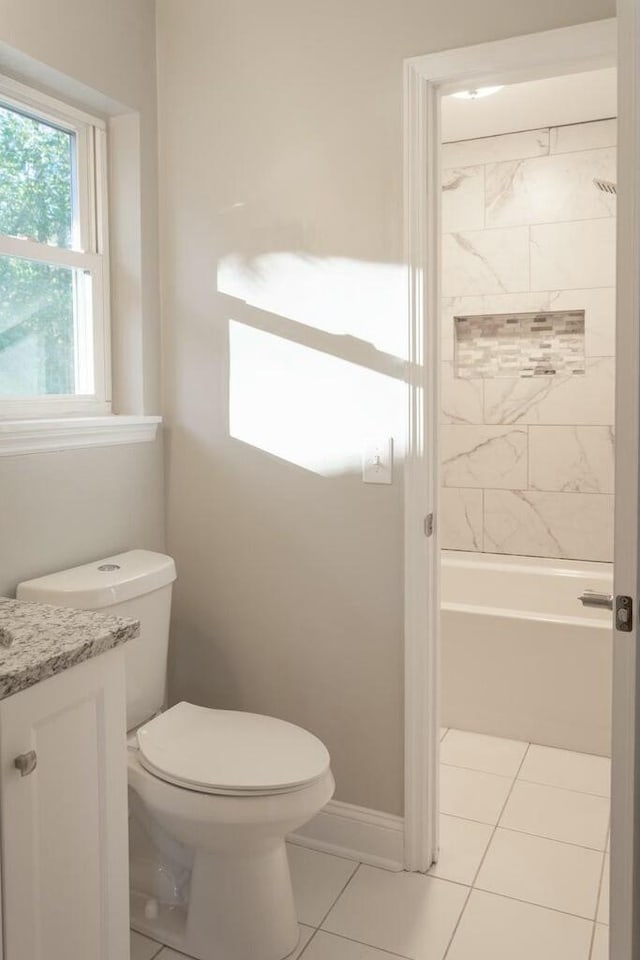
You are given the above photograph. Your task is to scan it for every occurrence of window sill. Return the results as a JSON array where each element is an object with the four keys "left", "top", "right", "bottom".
[{"left": 0, "top": 415, "right": 162, "bottom": 457}]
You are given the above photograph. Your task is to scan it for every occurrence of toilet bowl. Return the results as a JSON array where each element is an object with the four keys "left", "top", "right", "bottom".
[
  {"left": 128, "top": 701, "right": 335, "bottom": 960},
  {"left": 16, "top": 551, "right": 335, "bottom": 960}
]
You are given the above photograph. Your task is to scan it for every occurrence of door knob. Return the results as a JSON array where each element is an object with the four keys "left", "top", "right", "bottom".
[{"left": 14, "top": 750, "right": 37, "bottom": 776}]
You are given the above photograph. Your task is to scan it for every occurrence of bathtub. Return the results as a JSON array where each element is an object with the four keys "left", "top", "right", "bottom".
[{"left": 441, "top": 551, "right": 613, "bottom": 756}]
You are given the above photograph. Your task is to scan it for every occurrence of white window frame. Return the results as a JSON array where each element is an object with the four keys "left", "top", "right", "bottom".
[{"left": 0, "top": 74, "right": 111, "bottom": 419}]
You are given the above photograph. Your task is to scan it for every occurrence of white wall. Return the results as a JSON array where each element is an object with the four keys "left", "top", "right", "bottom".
[
  {"left": 156, "top": 0, "right": 615, "bottom": 815},
  {"left": 0, "top": 0, "right": 165, "bottom": 596}
]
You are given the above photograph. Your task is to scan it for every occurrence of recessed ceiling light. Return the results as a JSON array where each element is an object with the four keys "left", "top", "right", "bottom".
[{"left": 452, "top": 86, "right": 504, "bottom": 101}]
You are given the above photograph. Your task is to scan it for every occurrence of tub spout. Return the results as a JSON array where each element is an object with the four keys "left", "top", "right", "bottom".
[{"left": 579, "top": 590, "right": 613, "bottom": 610}]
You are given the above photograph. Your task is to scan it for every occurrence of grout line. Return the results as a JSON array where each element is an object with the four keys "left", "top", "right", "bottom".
[
  {"left": 297, "top": 869, "right": 365, "bottom": 960},
  {"left": 442, "top": 117, "right": 616, "bottom": 150},
  {"left": 453, "top": 741, "right": 608, "bottom": 926},
  {"left": 470, "top": 883, "right": 603, "bottom": 924},
  {"left": 470, "top": 742, "right": 531, "bottom": 886},
  {"left": 315, "top": 861, "right": 362, "bottom": 930},
  {"left": 441, "top": 546, "right": 613, "bottom": 564},
  {"left": 495, "top": 823, "right": 609, "bottom": 854},
  {"left": 426, "top": 852, "right": 606, "bottom": 925},
  {"left": 297, "top": 862, "right": 371, "bottom": 958},
  {"left": 301, "top": 928, "right": 414, "bottom": 960},
  {"left": 441, "top": 733, "right": 612, "bottom": 801},
  {"left": 439, "top": 803, "right": 609, "bottom": 852},
  {"left": 594, "top": 834, "right": 609, "bottom": 923},
  {"left": 482, "top": 164, "right": 486, "bottom": 230},
  {"left": 589, "top": 840, "right": 610, "bottom": 960},
  {"left": 287, "top": 841, "right": 365, "bottom": 867},
  {"left": 440, "top": 759, "right": 517, "bottom": 780},
  {"left": 301, "top": 833, "right": 603, "bottom": 958},
  {"left": 146, "top": 738, "right": 611, "bottom": 960},
  {"left": 297, "top": 927, "right": 321, "bottom": 959},
  {"left": 445, "top": 486, "right": 613, "bottom": 498},
  {"left": 516, "top": 775, "right": 611, "bottom": 800},
  {"left": 444, "top": 424, "right": 614, "bottom": 434},
  {"left": 441, "top": 744, "right": 531, "bottom": 960},
  {"left": 390, "top": 871, "right": 471, "bottom": 895},
  {"left": 441, "top": 884, "right": 474, "bottom": 960},
  {"left": 128, "top": 932, "right": 166, "bottom": 960},
  {"left": 443, "top": 212, "right": 616, "bottom": 238},
  {"left": 443, "top": 285, "right": 616, "bottom": 301}
]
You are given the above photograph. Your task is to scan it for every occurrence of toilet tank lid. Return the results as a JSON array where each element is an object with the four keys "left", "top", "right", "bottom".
[{"left": 16, "top": 550, "right": 177, "bottom": 610}]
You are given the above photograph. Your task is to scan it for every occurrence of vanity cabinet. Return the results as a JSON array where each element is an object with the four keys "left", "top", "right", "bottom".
[{"left": 0, "top": 647, "right": 130, "bottom": 960}]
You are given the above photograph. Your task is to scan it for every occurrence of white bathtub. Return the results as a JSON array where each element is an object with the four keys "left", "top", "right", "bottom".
[{"left": 441, "top": 551, "right": 613, "bottom": 756}]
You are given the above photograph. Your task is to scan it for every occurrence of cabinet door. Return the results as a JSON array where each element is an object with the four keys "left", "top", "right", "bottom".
[{"left": 0, "top": 648, "right": 130, "bottom": 960}]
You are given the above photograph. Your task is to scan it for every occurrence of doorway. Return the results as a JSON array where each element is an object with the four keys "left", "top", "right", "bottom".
[{"left": 403, "top": 16, "right": 626, "bottom": 960}]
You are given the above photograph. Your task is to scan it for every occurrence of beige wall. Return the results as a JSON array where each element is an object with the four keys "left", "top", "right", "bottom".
[
  {"left": 0, "top": 440, "right": 165, "bottom": 596},
  {"left": 0, "top": 0, "right": 165, "bottom": 596},
  {"left": 157, "top": 0, "right": 615, "bottom": 815}
]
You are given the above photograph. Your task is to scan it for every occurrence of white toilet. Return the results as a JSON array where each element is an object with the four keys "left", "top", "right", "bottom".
[{"left": 17, "top": 550, "right": 335, "bottom": 960}]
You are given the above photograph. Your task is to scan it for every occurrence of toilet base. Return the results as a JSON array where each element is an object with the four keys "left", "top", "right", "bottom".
[
  {"left": 131, "top": 844, "right": 299, "bottom": 960},
  {"left": 131, "top": 840, "right": 301, "bottom": 960},
  {"left": 127, "top": 750, "right": 335, "bottom": 959},
  {"left": 130, "top": 893, "right": 188, "bottom": 953},
  {"left": 183, "top": 840, "right": 299, "bottom": 960}
]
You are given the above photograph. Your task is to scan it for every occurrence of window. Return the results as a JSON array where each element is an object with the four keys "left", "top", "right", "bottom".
[{"left": 0, "top": 76, "right": 109, "bottom": 418}]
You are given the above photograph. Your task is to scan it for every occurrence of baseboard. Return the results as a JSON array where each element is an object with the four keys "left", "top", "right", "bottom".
[{"left": 289, "top": 799, "right": 404, "bottom": 872}]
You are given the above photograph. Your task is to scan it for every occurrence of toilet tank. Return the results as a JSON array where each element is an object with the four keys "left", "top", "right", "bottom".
[{"left": 17, "top": 550, "right": 177, "bottom": 731}]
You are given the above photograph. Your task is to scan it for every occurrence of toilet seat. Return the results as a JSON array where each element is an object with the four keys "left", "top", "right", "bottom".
[{"left": 136, "top": 702, "right": 331, "bottom": 797}]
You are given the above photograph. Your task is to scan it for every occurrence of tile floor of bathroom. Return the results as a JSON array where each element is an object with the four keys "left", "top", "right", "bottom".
[{"left": 131, "top": 728, "right": 610, "bottom": 960}]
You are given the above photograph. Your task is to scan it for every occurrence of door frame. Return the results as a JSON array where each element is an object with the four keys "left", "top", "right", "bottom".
[
  {"left": 611, "top": 2, "right": 640, "bottom": 957},
  {"left": 403, "top": 17, "right": 618, "bottom": 874}
]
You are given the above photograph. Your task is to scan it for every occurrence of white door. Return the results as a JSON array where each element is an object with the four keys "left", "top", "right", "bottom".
[
  {"left": 612, "top": 3, "right": 640, "bottom": 956},
  {"left": 0, "top": 650, "right": 130, "bottom": 960}
]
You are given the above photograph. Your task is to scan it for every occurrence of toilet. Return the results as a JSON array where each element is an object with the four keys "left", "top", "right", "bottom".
[{"left": 17, "top": 550, "right": 334, "bottom": 960}]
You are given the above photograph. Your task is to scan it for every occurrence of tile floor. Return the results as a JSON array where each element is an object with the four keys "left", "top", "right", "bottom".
[{"left": 131, "top": 728, "right": 610, "bottom": 960}]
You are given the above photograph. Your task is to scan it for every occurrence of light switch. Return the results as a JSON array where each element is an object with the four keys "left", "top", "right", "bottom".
[{"left": 362, "top": 438, "right": 393, "bottom": 484}]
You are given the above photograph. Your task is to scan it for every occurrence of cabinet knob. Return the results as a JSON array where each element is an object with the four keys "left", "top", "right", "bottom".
[{"left": 14, "top": 750, "right": 37, "bottom": 777}]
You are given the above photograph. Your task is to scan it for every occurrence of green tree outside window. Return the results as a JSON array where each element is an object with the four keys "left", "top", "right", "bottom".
[{"left": 0, "top": 104, "right": 76, "bottom": 395}]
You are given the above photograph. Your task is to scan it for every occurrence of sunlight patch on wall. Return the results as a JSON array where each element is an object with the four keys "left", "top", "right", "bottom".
[
  {"left": 219, "top": 253, "right": 407, "bottom": 361},
  {"left": 229, "top": 320, "right": 404, "bottom": 476}
]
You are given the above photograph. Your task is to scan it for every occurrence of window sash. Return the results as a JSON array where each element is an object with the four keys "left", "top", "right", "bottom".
[
  {"left": 0, "top": 243, "right": 108, "bottom": 410},
  {"left": 0, "top": 77, "right": 110, "bottom": 417}
]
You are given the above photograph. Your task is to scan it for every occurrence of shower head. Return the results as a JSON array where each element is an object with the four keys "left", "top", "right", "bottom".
[{"left": 593, "top": 177, "right": 617, "bottom": 196}]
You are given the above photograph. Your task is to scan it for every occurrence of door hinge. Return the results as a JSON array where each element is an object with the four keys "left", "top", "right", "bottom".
[
  {"left": 616, "top": 595, "right": 633, "bottom": 632},
  {"left": 424, "top": 513, "right": 434, "bottom": 537}
]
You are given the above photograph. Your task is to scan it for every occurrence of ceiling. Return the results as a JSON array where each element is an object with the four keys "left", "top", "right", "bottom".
[{"left": 441, "top": 68, "right": 617, "bottom": 143}]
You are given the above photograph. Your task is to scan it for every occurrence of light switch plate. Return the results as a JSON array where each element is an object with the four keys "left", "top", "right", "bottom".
[{"left": 362, "top": 438, "right": 393, "bottom": 484}]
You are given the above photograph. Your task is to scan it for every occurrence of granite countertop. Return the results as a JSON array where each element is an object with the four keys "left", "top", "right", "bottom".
[{"left": 0, "top": 598, "right": 139, "bottom": 700}]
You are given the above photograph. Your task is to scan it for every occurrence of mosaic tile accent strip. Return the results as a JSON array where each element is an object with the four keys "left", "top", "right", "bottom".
[{"left": 454, "top": 310, "right": 585, "bottom": 380}]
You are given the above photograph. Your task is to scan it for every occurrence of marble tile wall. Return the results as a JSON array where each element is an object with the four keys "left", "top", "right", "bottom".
[{"left": 440, "top": 119, "right": 616, "bottom": 562}]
